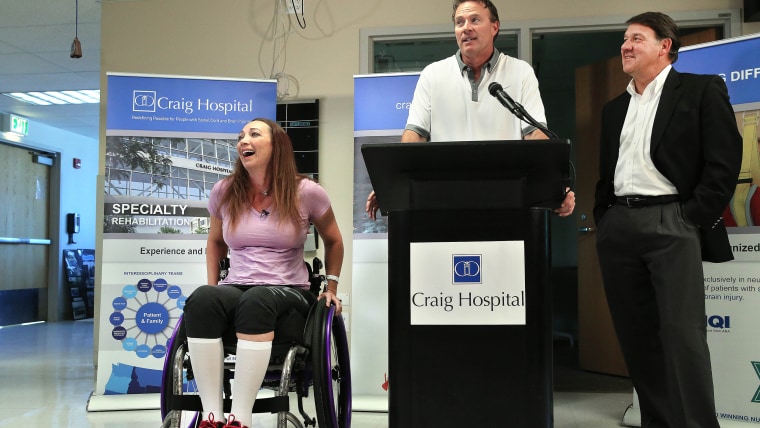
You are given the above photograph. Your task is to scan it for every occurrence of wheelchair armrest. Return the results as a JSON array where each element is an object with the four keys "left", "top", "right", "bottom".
[
  {"left": 219, "top": 257, "right": 230, "bottom": 281},
  {"left": 308, "top": 257, "right": 324, "bottom": 295}
]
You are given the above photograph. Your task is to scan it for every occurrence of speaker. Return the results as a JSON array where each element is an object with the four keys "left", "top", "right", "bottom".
[{"left": 746, "top": 0, "right": 760, "bottom": 22}]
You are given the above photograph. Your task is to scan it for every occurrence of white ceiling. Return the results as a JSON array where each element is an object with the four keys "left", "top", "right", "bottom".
[{"left": 0, "top": 0, "right": 101, "bottom": 140}]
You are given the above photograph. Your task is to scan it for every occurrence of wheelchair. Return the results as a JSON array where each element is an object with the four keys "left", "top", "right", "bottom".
[{"left": 160, "top": 258, "right": 352, "bottom": 428}]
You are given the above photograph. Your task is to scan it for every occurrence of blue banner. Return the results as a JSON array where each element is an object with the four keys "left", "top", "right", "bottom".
[
  {"left": 678, "top": 35, "right": 760, "bottom": 106},
  {"left": 661, "top": 33, "right": 760, "bottom": 425},
  {"left": 353, "top": 73, "right": 420, "bottom": 131},
  {"left": 91, "top": 73, "right": 278, "bottom": 411},
  {"left": 106, "top": 74, "right": 277, "bottom": 133}
]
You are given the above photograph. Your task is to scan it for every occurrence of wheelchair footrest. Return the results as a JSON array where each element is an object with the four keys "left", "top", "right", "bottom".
[{"left": 169, "top": 395, "right": 291, "bottom": 414}]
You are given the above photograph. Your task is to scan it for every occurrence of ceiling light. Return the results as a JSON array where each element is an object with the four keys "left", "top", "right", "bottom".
[
  {"left": 71, "top": 0, "right": 83, "bottom": 58},
  {"left": 61, "top": 90, "right": 100, "bottom": 103},
  {"left": 29, "top": 92, "right": 69, "bottom": 105},
  {"left": 2, "top": 90, "right": 101, "bottom": 106}
]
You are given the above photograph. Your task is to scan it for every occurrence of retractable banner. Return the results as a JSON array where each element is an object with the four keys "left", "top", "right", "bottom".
[
  {"left": 351, "top": 72, "right": 419, "bottom": 411},
  {"left": 88, "top": 73, "right": 276, "bottom": 411},
  {"left": 678, "top": 34, "right": 760, "bottom": 425},
  {"left": 625, "top": 34, "right": 760, "bottom": 425}
]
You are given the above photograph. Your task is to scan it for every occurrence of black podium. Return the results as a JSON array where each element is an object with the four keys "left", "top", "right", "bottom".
[{"left": 362, "top": 140, "right": 571, "bottom": 428}]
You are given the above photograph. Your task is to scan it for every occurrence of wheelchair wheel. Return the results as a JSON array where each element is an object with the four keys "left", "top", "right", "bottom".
[
  {"left": 310, "top": 302, "right": 352, "bottom": 428},
  {"left": 160, "top": 315, "right": 202, "bottom": 428}
]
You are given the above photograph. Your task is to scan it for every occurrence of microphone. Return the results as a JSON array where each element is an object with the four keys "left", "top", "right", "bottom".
[
  {"left": 488, "top": 82, "right": 524, "bottom": 119},
  {"left": 261, "top": 209, "right": 270, "bottom": 219}
]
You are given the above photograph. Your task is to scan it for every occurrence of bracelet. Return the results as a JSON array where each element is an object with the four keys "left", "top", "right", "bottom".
[{"left": 325, "top": 274, "right": 339, "bottom": 284}]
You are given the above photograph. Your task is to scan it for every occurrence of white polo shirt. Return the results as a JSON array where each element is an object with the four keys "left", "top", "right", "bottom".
[{"left": 405, "top": 49, "right": 547, "bottom": 142}]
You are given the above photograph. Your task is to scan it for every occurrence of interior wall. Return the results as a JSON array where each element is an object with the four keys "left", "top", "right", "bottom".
[{"left": 100, "top": 0, "right": 759, "bottom": 309}]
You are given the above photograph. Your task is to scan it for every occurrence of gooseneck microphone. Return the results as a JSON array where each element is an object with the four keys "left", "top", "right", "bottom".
[
  {"left": 488, "top": 82, "right": 524, "bottom": 119},
  {"left": 487, "top": 81, "right": 559, "bottom": 139}
]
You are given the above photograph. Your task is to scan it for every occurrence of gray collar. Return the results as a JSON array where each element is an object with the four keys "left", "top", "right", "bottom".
[{"left": 455, "top": 48, "right": 500, "bottom": 73}]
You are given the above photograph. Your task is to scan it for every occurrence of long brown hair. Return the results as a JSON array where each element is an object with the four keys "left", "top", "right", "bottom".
[{"left": 219, "top": 117, "right": 304, "bottom": 230}]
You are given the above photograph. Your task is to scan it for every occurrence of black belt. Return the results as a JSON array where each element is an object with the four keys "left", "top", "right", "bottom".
[{"left": 616, "top": 195, "right": 679, "bottom": 208}]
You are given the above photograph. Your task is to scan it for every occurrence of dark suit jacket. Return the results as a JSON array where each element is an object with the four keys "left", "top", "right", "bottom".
[{"left": 593, "top": 68, "right": 742, "bottom": 262}]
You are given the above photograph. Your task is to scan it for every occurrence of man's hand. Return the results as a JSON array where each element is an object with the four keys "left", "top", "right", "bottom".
[
  {"left": 366, "top": 191, "right": 380, "bottom": 221},
  {"left": 524, "top": 129, "right": 549, "bottom": 140},
  {"left": 555, "top": 189, "right": 575, "bottom": 217}
]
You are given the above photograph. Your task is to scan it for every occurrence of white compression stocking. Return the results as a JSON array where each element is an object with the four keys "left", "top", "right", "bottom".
[
  {"left": 186, "top": 337, "right": 225, "bottom": 422},
  {"left": 230, "top": 339, "right": 272, "bottom": 427}
]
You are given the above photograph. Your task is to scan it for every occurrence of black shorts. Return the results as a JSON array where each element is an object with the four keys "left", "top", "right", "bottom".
[{"left": 183, "top": 284, "right": 316, "bottom": 346}]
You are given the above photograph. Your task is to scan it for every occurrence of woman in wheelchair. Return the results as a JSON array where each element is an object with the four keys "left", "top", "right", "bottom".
[{"left": 183, "top": 118, "right": 344, "bottom": 428}]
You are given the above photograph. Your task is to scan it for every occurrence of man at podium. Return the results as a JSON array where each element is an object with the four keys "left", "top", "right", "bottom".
[{"left": 365, "top": 0, "right": 575, "bottom": 220}]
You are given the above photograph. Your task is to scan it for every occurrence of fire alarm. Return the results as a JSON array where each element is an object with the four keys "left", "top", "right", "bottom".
[{"left": 73, "top": 158, "right": 81, "bottom": 169}]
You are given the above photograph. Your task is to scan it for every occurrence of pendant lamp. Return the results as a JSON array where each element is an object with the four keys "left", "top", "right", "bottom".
[{"left": 70, "top": 0, "right": 83, "bottom": 58}]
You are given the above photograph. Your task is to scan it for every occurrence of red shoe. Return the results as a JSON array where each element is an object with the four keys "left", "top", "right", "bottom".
[
  {"left": 223, "top": 414, "right": 249, "bottom": 428},
  {"left": 199, "top": 412, "right": 225, "bottom": 428}
]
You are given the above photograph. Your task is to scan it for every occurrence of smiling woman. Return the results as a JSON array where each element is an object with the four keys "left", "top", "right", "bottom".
[{"left": 180, "top": 116, "right": 344, "bottom": 428}]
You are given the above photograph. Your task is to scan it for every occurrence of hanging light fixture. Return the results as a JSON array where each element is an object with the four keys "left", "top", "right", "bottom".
[{"left": 70, "top": 0, "right": 83, "bottom": 58}]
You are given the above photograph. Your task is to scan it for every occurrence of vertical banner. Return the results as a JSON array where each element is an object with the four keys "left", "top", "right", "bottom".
[
  {"left": 625, "top": 34, "right": 760, "bottom": 425},
  {"left": 351, "top": 73, "right": 418, "bottom": 411},
  {"left": 87, "top": 73, "right": 276, "bottom": 411},
  {"left": 672, "top": 35, "right": 760, "bottom": 424}
]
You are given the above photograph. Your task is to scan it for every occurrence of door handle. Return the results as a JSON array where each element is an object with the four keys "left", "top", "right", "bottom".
[{"left": 577, "top": 227, "right": 595, "bottom": 233}]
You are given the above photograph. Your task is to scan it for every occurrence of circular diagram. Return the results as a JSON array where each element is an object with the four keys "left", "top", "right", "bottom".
[{"left": 110, "top": 277, "right": 187, "bottom": 358}]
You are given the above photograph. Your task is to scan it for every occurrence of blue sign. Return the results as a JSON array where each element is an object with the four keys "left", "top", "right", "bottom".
[
  {"left": 453, "top": 254, "right": 481, "bottom": 284},
  {"left": 678, "top": 35, "right": 760, "bottom": 106},
  {"left": 354, "top": 73, "right": 420, "bottom": 131},
  {"left": 106, "top": 74, "right": 277, "bottom": 133}
]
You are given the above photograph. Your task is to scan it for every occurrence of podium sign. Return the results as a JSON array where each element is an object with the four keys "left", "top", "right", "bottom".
[{"left": 409, "top": 240, "right": 526, "bottom": 325}]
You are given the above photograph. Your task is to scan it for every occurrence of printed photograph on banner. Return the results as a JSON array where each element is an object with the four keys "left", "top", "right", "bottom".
[
  {"left": 723, "top": 108, "right": 760, "bottom": 227},
  {"left": 353, "top": 134, "right": 400, "bottom": 234},
  {"left": 103, "top": 134, "right": 237, "bottom": 235}
]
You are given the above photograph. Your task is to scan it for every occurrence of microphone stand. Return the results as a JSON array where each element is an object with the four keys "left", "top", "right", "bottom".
[{"left": 512, "top": 103, "right": 559, "bottom": 140}]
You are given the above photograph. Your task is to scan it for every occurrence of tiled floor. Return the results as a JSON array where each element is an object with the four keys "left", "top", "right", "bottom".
[{"left": 0, "top": 320, "right": 753, "bottom": 427}]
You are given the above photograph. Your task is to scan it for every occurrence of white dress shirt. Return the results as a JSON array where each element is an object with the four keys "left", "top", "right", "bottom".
[{"left": 614, "top": 65, "right": 678, "bottom": 197}]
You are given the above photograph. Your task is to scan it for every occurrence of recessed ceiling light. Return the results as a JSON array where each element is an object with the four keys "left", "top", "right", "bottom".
[{"left": 2, "top": 90, "right": 100, "bottom": 106}]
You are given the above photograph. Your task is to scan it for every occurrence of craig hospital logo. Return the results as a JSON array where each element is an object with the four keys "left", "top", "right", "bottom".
[
  {"left": 132, "top": 90, "right": 254, "bottom": 115},
  {"left": 133, "top": 91, "right": 157, "bottom": 112},
  {"left": 453, "top": 254, "right": 481, "bottom": 284}
]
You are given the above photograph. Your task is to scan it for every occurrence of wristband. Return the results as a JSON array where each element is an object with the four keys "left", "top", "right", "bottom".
[{"left": 325, "top": 274, "right": 340, "bottom": 284}]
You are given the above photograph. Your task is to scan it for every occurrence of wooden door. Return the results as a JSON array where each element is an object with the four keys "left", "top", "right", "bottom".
[
  {"left": 0, "top": 142, "right": 50, "bottom": 323},
  {"left": 574, "top": 29, "right": 720, "bottom": 375}
]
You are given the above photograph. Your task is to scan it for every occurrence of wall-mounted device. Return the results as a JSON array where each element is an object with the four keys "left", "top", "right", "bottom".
[{"left": 66, "top": 213, "right": 80, "bottom": 244}]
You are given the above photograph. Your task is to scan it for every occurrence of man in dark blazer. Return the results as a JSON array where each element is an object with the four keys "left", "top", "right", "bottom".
[{"left": 593, "top": 12, "right": 742, "bottom": 428}]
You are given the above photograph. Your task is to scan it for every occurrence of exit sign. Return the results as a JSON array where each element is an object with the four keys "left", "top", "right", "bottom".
[
  {"left": 1, "top": 113, "right": 29, "bottom": 136},
  {"left": 10, "top": 114, "right": 28, "bottom": 135}
]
